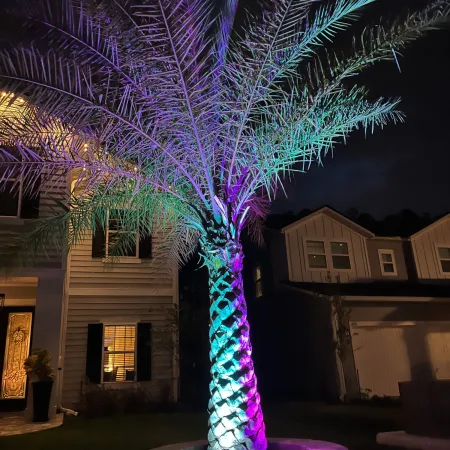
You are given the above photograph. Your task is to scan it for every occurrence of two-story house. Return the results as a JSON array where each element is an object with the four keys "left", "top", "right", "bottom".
[
  {"left": 245, "top": 206, "right": 450, "bottom": 402},
  {"left": 0, "top": 152, "right": 179, "bottom": 416}
]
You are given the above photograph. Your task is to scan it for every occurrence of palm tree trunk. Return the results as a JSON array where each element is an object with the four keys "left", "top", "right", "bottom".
[{"left": 202, "top": 223, "right": 267, "bottom": 450}]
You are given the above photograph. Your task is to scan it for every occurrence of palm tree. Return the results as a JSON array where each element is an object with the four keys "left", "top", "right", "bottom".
[{"left": 0, "top": 1, "right": 448, "bottom": 448}]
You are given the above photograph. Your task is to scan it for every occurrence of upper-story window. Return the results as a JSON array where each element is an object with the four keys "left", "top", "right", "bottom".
[
  {"left": 0, "top": 163, "right": 22, "bottom": 217},
  {"left": 306, "top": 241, "right": 327, "bottom": 268},
  {"left": 305, "top": 240, "right": 351, "bottom": 270},
  {"left": 106, "top": 210, "right": 138, "bottom": 258},
  {"left": 91, "top": 209, "right": 152, "bottom": 260},
  {"left": 255, "top": 265, "right": 263, "bottom": 298},
  {"left": 0, "top": 149, "right": 40, "bottom": 219},
  {"left": 330, "top": 242, "right": 351, "bottom": 269},
  {"left": 437, "top": 247, "right": 450, "bottom": 273},
  {"left": 378, "top": 249, "right": 397, "bottom": 276}
]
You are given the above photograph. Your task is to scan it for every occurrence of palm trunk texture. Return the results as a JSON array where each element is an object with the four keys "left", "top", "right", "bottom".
[{"left": 201, "top": 221, "right": 267, "bottom": 450}]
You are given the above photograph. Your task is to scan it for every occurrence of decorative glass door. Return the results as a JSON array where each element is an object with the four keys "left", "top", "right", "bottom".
[{"left": 1, "top": 312, "right": 33, "bottom": 399}]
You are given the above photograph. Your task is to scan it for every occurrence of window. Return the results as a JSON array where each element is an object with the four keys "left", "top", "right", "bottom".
[
  {"left": 305, "top": 240, "right": 352, "bottom": 270},
  {"left": 330, "top": 242, "right": 351, "bottom": 269},
  {"left": 91, "top": 209, "right": 153, "bottom": 260},
  {"left": 378, "top": 249, "right": 397, "bottom": 276},
  {"left": 106, "top": 210, "right": 138, "bottom": 258},
  {"left": 103, "top": 325, "right": 136, "bottom": 382},
  {"left": 0, "top": 165, "right": 22, "bottom": 217},
  {"left": 0, "top": 148, "right": 40, "bottom": 219},
  {"left": 87, "top": 322, "right": 152, "bottom": 384},
  {"left": 306, "top": 240, "right": 327, "bottom": 268},
  {"left": 437, "top": 247, "right": 450, "bottom": 273},
  {"left": 255, "top": 266, "right": 263, "bottom": 298}
]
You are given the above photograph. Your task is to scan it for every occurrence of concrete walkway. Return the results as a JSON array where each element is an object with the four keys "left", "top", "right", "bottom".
[{"left": 0, "top": 412, "right": 63, "bottom": 437}]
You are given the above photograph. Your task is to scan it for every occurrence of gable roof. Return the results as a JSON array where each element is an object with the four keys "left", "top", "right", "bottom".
[
  {"left": 281, "top": 206, "right": 375, "bottom": 238},
  {"left": 410, "top": 213, "right": 450, "bottom": 239}
]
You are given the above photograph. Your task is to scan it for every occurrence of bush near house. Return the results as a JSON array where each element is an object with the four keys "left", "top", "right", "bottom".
[{"left": 76, "top": 382, "right": 177, "bottom": 418}]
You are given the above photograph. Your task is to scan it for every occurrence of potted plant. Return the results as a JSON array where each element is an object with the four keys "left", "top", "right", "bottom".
[{"left": 24, "top": 348, "right": 55, "bottom": 422}]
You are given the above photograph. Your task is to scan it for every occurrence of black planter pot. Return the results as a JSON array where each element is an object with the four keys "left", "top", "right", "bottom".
[
  {"left": 32, "top": 380, "right": 54, "bottom": 422},
  {"left": 399, "top": 380, "right": 450, "bottom": 438}
]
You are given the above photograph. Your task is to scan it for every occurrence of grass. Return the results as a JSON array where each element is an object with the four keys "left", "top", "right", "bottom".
[{"left": 0, "top": 403, "right": 402, "bottom": 450}]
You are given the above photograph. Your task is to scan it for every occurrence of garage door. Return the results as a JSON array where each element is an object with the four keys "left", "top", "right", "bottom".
[{"left": 350, "top": 321, "right": 450, "bottom": 397}]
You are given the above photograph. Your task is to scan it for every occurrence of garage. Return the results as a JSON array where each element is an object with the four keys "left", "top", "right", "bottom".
[{"left": 350, "top": 321, "right": 450, "bottom": 397}]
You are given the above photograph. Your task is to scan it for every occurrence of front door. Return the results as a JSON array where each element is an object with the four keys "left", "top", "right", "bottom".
[{"left": 0, "top": 306, "right": 34, "bottom": 411}]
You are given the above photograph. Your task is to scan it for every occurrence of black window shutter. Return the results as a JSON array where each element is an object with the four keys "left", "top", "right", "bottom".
[
  {"left": 91, "top": 221, "right": 106, "bottom": 258},
  {"left": 138, "top": 234, "right": 152, "bottom": 259},
  {"left": 136, "top": 322, "right": 152, "bottom": 381},
  {"left": 20, "top": 176, "right": 41, "bottom": 219},
  {"left": 86, "top": 323, "right": 103, "bottom": 384}
]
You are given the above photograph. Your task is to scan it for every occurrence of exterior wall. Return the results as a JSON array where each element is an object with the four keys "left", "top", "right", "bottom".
[
  {"left": 61, "top": 229, "right": 177, "bottom": 408},
  {"left": 25, "top": 269, "right": 65, "bottom": 420},
  {"left": 411, "top": 216, "right": 450, "bottom": 280},
  {"left": 284, "top": 213, "right": 371, "bottom": 283},
  {"left": 366, "top": 238, "right": 409, "bottom": 280},
  {"left": 0, "top": 283, "right": 37, "bottom": 306},
  {"left": 265, "top": 229, "right": 289, "bottom": 286}
]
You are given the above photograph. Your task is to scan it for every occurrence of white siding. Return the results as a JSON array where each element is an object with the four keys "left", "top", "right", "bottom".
[
  {"left": 61, "top": 229, "right": 177, "bottom": 408},
  {"left": 284, "top": 213, "right": 370, "bottom": 283},
  {"left": 411, "top": 216, "right": 450, "bottom": 280}
]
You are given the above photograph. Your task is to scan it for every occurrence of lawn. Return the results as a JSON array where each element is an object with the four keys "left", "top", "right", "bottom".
[{"left": 0, "top": 403, "right": 402, "bottom": 450}]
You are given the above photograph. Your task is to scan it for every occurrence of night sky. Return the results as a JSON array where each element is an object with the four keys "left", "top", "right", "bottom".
[
  {"left": 1, "top": 1, "right": 448, "bottom": 219},
  {"left": 270, "top": 1, "right": 450, "bottom": 218}
]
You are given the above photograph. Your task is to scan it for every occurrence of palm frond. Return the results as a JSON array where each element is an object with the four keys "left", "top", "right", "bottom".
[{"left": 0, "top": 0, "right": 448, "bottom": 268}]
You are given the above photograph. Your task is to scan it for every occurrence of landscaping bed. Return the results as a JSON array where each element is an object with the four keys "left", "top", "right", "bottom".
[{"left": 0, "top": 403, "right": 402, "bottom": 450}]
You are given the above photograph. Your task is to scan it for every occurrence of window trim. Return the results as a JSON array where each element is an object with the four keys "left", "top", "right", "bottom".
[
  {"left": 304, "top": 238, "right": 353, "bottom": 272},
  {"left": 435, "top": 245, "right": 450, "bottom": 275},
  {"left": 377, "top": 249, "right": 398, "bottom": 276},
  {"left": 104, "top": 209, "right": 140, "bottom": 260},
  {"left": 101, "top": 323, "right": 137, "bottom": 384}
]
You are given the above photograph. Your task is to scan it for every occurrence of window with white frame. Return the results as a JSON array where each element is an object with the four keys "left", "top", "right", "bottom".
[
  {"left": 103, "top": 325, "right": 136, "bottom": 382},
  {"left": 255, "top": 265, "right": 263, "bottom": 298},
  {"left": 305, "top": 240, "right": 352, "bottom": 270},
  {"left": 306, "top": 240, "right": 327, "bottom": 269},
  {"left": 330, "top": 242, "right": 351, "bottom": 269},
  {"left": 437, "top": 247, "right": 450, "bottom": 273},
  {"left": 378, "top": 249, "right": 397, "bottom": 276},
  {"left": 106, "top": 210, "right": 139, "bottom": 258}
]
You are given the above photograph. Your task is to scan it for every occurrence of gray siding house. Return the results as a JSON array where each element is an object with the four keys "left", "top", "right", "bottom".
[{"left": 249, "top": 207, "right": 450, "bottom": 401}]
